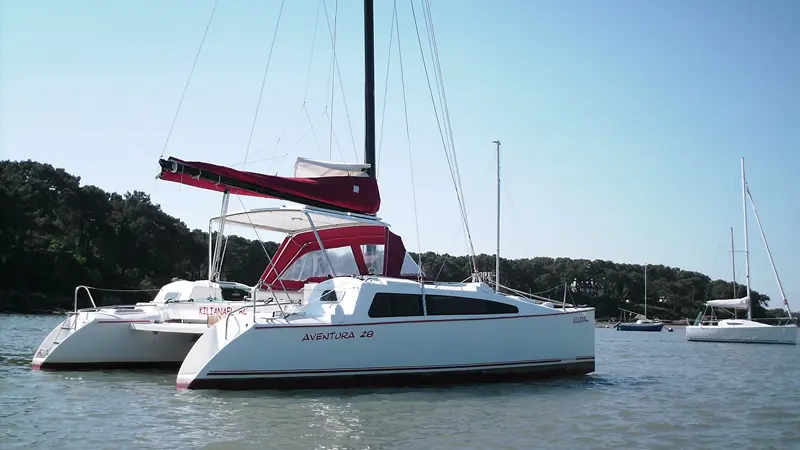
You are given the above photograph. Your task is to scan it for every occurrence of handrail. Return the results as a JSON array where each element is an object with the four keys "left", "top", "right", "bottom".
[
  {"left": 74, "top": 285, "right": 98, "bottom": 314},
  {"left": 223, "top": 297, "right": 299, "bottom": 340}
]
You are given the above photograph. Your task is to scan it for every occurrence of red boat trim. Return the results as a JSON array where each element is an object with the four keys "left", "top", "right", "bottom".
[
  {"left": 206, "top": 358, "right": 571, "bottom": 377},
  {"left": 254, "top": 310, "right": 592, "bottom": 330}
]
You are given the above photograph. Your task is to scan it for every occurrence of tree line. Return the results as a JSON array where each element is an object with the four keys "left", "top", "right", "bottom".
[{"left": 0, "top": 160, "right": 780, "bottom": 320}]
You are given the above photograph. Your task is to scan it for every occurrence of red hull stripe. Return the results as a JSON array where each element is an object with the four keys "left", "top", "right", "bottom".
[{"left": 255, "top": 310, "right": 591, "bottom": 330}]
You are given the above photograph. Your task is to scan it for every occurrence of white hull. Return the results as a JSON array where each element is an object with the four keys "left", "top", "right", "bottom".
[
  {"left": 32, "top": 298, "right": 298, "bottom": 370},
  {"left": 686, "top": 320, "right": 797, "bottom": 345},
  {"left": 176, "top": 308, "right": 596, "bottom": 389},
  {"left": 32, "top": 312, "right": 199, "bottom": 369}
]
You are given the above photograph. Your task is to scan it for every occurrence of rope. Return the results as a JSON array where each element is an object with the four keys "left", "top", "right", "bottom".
[
  {"left": 242, "top": 0, "right": 287, "bottom": 168},
  {"left": 159, "top": 0, "right": 220, "bottom": 157}
]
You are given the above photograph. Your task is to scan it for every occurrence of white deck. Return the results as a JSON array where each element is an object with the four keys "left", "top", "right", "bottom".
[{"left": 131, "top": 323, "right": 210, "bottom": 335}]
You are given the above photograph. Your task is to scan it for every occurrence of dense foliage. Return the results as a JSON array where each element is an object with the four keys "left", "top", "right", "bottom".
[{"left": 0, "top": 160, "right": 776, "bottom": 320}]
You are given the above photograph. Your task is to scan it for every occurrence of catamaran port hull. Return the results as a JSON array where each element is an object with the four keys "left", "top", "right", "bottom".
[
  {"left": 176, "top": 309, "right": 596, "bottom": 390},
  {"left": 686, "top": 322, "right": 797, "bottom": 345},
  {"left": 32, "top": 315, "right": 202, "bottom": 370}
]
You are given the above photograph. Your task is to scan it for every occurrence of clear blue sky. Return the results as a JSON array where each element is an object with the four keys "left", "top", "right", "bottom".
[{"left": 2, "top": 0, "right": 798, "bottom": 309}]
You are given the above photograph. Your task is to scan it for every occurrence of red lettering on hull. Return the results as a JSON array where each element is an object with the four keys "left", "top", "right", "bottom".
[{"left": 199, "top": 306, "right": 234, "bottom": 316}]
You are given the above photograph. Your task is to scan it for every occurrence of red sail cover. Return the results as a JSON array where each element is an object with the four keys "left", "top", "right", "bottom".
[
  {"left": 157, "top": 157, "right": 380, "bottom": 215},
  {"left": 259, "top": 225, "right": 412, "bottom": 291}
]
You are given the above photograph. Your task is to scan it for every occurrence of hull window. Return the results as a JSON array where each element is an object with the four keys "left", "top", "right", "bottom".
[
  {"left": 368, "top": 293, "right": 424, "bottom": 318},
  {"left": 425, "top": 295, "right": 519, "bottom": 315}
]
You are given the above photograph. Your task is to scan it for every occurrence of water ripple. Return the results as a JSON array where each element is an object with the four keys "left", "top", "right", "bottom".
[{"left": 0, "top": 316, "right": 798, "bottom": 449}]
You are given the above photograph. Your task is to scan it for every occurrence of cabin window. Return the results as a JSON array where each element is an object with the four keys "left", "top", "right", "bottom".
[
  {"left": 320, "top": 289, "right": 338, "bottom": 302},
  {"left": 360, "top": 244, "right": 385, "bottom": 275},
  {"left": 425, "top": 295, "right": 519, "bottom": 315},
  {"left": 368, "top": 293, "right": 424, "bottom": 318},
  {"left": 280, "top": 247, "right": 359, "bottom": 281},
  {"left": 163, "top": 292, "right": 181, "bottom": 303},
  {"left": 220, "top": 287, "right": 249, "bottom": 301}
]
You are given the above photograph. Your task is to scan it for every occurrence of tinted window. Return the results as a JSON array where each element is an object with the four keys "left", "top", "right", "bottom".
[
  {"left": 425, "top": 295, "right": 518, "bottom": 316},
  {"left": 320, "top": 289, "right": 338, "bottom": 302},
  {"left": 220, "top": 287, "right": 249, "bottom": 301},
  {"left": 368, "top": 293, "right": 424, "bottom": 318}
]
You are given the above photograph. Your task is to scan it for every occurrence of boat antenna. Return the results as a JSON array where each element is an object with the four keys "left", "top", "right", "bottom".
[
  {"left": 493, "top": 140, "right": 501, "bottom": 292},
  {"left": 364, "top": 0, "right": 376, "bottom": 178}
]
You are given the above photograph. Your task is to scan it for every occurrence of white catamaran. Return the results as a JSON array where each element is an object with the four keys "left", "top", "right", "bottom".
[
  {"left": 685, "top": 158, "right": 797, "bottom": 345},
  {"left": 32, "top": 0, "right": 597, "bottom": 388}
]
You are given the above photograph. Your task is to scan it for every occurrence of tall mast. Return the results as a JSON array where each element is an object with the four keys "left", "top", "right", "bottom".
[
  {"left": 644, "top": 264, "right": 647, "bottom": 318},
  {"left": 730, "top": 226, "right": 737, "bottom": 294},
  {"left": 731, "top": 226, "right": 737, "bottom": 319},
  {"left": 741, "top": 157, "right": 752, "bottom": 321},
  {"left": 363, "top": 0, "right": 376, "bottom": 178},
  {"left": 493, "top": 140, "right": 501, "bottom": 292}
]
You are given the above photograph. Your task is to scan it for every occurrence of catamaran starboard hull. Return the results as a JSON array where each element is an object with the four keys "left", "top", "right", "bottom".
[{"left": 175, "top": 310, "right": 596, "bottom": 390}]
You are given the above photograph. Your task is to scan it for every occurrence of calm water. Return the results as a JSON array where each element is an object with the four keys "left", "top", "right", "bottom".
[{"left": 1, "top": 315, "right": 798, "bottom": 450}]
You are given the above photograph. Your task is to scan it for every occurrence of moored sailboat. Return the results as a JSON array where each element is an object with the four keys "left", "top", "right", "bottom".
[
  {"left": 685, "top": 158, "right": 797, "bottom": 345},
  {"left": 616, "top": 264, "right": 664, "bottom": 332}
]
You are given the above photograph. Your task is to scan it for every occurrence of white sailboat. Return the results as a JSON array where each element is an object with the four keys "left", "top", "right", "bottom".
[{"left": 686, "top": 158, "right": 797, "bottom": 345}]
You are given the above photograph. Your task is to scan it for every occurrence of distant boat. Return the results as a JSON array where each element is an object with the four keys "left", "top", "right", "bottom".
[
  {"left": 686, "top": 158, "right": 797, "bottom": 345},
  {"left": 616, "top": 264, "right": 664, "bottom": 332}
]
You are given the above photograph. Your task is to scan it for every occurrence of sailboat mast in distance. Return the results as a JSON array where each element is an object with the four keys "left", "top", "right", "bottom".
[
  {"left": 493, "top": 140, "right": 501, "bottom": 292},
  {"left": 741, "top": 157, "right": 752, "bottom": 321}
]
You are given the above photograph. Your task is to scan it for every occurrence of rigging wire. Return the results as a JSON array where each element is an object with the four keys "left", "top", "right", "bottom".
[
  {"left": 326, "top": 0, "right": 339, "bottom": 159},
  {"left": 234, "top": 196, "right": 274, "bottom": 264},
  {"left": 303, "top": 0, "right": 324, "bottom": 105},
  {"left": 408, "top": 0, "right": 477, "bottom": 273},
  {"left": 421, "top": 0, "right": 474, "bottom": 264},
  {"left": 242, "top": 0, "right": 287, "bottom": 168},
  {"left": 376, "top": 0, "right": 398, "bottom": 178},
  {"left": 300, "top": 108, "right": 329, "bottom": 156},
  {"left": 159, "top": 0, "right": 220, "bottom": 158},
  {"left": 394, "top": 1, "right": 424, "bottom": 275},
  {"left": 323, "top": 109, "right": 346, "bottom": 160},
  {"left": 321, "top": 0, "right": 360, "bottom": 162}
]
